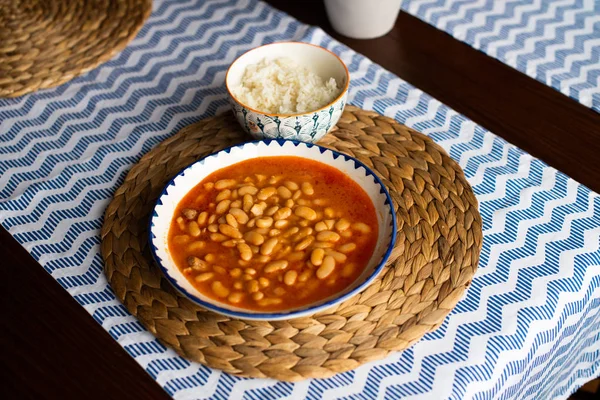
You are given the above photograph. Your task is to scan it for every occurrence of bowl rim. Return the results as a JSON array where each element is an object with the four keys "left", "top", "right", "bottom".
[
  {"left": 149, "top": 139, "right": 397, "bottom": 320},
  {"left": 225, "top": 41, "right": 351, "bottom": 118}
]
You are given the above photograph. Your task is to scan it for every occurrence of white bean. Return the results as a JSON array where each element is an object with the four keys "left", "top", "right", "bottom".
[
  {"left": 324, "top": 207, "right": 335, "bottom": 218},
  {"left": 301, "top": 182, "right": 314, "bottom": 195},
  {"left": 187, "top": 241, "right": 206, "bottom": 252},
  {"left": 252, "top": 291, "right": 264, "bottom": 301},
  {"left": 338, "top": 243, "right": 356, "bottom": 253},
  {"left": 188, "top": 221, "right": 201, "bottom": 237},
  {"left": 250, "top": 203, "right": 266, "bottom": 217},
  {"left": 207, "top": 224, "right": 218, "bottom": 233},
  {"left": 237, "top": 243, "right": 253, "bottom": 261},
  {"left": 258, "top": 298, "right": 282, "bottom": 306},
  {"left": 216, "top": 199, "right": 231, "bottom": 214},
  {"left": 227, "top": 292, "right": 243, "bottom": 303},
  {"left": 267, "top": 176, "right": 281, "bottom": 185},
  {"left": 284, "top": 270, "right": 298, "bottom": 286},
  {"left": 260, "top": 238, "right": 278, "bottom": 255},
  {"left": 353, "top": 222, "right": 371, "bottom": 233},
  {"left": 195, "top": 272, "right": 215, "bottom": 282},
  {"left": 310, "top": 248, "right": 325, "bottom": 266},
  {"left": 284, "top": 227, "right": 300, "bottom": 238},
  {"left": 243, "top": 194, "right": 253, "bottom": 212},
  {"left": 277, "top": 186, "right": 292, "bottom": 199},
  {"left": 225, "top": 213, "right": 238, "bottom": 228},
  {"left": 264, "top": 259, "right": 288, "bottom": 273},
  {"left": 257, "top": 187, "right": 276, "bottom": 200},
  {"left": 316, "top": 230, "right": 340, "bottom": 242},
  {"left": 274, "top": 219, "right": 289, "bottom": 229},
  {"left": 215, "top": 189, "right": 231, "bottom": 202},
  {"left": 173, "top": 235, "right": 190, "bottom": 245},
  {"left": 255, "top": 174, "right": 267, "bottom": 183},
  {"left": 197, "top": 211, "right": 208, "bottom": 226},
  {"left": 244, "top": 231, "right": 265, "bottom": 246},
  {"left": 211, "top": 281, "right": 230, "bottom": 297},
  {"left": 268, "top": 229, "right": 281, "bottom": 237},
  {"left": 265, "top": 206, "right": 279, "bottom": 216},
  {"left": 238, "top": 185, "right": 258, "bottom": 196},
  {"left": 229, "top": 208, "right": 249, "bottom": 224},
  {"left": 273, "top": 207, "right": 291, "bottom": 221},
  {"left": 314, "top": 221, "right": 328, "bottom": 232},
  {"left": 209, "top": 233, "right": 228, "bottom": 242},
  {"left": 295, "top": 206, "right": 317, "bottom": 220},
  {"left": 298, "top": 269, "right": 312, "bottom": 282},
  {"left": 256, "top": 217, "right": 274, "bottom": 228},
  {"left": 213, "top": 265, "right": 226, "bottom": 275},
  {"left": 215, "top": 179, "right": 236, "bottom": 190},
  {"left": 316, "top": 256, "right": 335, "bottom": 279},
  {"left": 246, "top": 280, "right": 259, "bottom": 293},
  {"left": 325, "top": 249, "right": 347, "bottom": 263},
  {"left": 219, "top": 224, "right": 242, "bottom": 239},
  {"left": 283, "top": 181, "right": 299, "bottom": 191},
  {"left": 335, "top": 218, "right": 350, "bottom": 231},
  {"left": 294, "top": 235, "right": 314, "bottom": 251},
  {"left": 313, "top": 241, "right": 334, "bottom": 248}
]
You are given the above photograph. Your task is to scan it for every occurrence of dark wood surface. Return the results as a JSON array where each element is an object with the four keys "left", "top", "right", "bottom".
[
  {"left": 3, "top": 1, "right": 599, "bottom": 399},
  {"left": 0, "top": 226, "right": 171, "bottom": 400},
  {"left": 269, "top": 0, "right": 600, "bottom": 193}
]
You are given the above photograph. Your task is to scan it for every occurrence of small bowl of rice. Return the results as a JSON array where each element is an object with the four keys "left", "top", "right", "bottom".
[{"left": 225, "top": 42, "right": 349, "bottom": 143}]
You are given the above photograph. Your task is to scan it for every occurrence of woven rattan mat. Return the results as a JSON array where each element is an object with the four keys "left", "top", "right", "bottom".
[
  {"left": 0, "top": 0, "right": 152, "bottom": 98},
  {"left": 101, "top": 106, "right": 482, "bottom": 381}
]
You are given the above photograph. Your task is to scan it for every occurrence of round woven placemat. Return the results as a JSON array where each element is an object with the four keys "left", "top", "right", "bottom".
[
  {"left": 101, "top": 106, "right": 482, "bottom": 381},
  {"left": 0, "top": 0, "right": 152, "bottom": 98}
]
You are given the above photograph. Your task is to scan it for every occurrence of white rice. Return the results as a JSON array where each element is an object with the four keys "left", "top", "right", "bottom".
[{"left": 232, "top": 57, "right": 342, "bottom": 115}]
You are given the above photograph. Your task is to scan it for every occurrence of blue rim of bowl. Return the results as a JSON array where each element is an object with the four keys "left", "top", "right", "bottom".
[{"left": 148, "top": 139, "right": 398, "bottom": 320}]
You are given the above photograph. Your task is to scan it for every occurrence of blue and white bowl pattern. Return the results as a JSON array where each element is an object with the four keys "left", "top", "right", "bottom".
[
  {"left": 149, "top": 139, "right": 396, "bottom": 321},
  {"left": 225, "top": 42, "right": 350, "bottom": 143},
  {"left": 230, "top": 94, "right": 347, "bottom": 142}
]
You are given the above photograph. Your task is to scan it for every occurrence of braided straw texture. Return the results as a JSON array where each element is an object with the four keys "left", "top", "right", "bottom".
[
  {"left": 101, "top": 106, "right": 482, "bottom": 381},
  {"left": 0, "top": 0, "right": 151, "bottom": 98}
]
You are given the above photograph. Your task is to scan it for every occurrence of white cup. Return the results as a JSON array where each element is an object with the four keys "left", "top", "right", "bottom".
[{"left": 324, "top": 0, "right": 402, "bottom": 39}]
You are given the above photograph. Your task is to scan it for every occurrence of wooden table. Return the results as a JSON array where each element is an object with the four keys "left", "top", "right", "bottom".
[{"left": 3, "top": 2, "right": 600, "bottom": 399}]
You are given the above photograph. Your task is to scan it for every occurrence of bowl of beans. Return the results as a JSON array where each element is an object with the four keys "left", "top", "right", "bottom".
[{"left": 149, "top": 140, "right": 396, "bottom": 320}]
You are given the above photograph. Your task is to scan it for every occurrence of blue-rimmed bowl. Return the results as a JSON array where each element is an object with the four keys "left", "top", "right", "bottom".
[{"left": 149, "top": 140, "right": 396, "bottom": 320}]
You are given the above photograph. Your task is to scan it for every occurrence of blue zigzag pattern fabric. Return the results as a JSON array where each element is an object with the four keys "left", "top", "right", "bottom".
[
  {"left": 1, "top": 1, "right": 599, "bottom": 399},
  {"left": 402, "top": 0, "right": 600, "bottom": 113}
]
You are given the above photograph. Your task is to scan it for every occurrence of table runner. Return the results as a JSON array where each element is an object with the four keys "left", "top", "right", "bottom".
[
  {"left": 0, "top": 0, "right": 599, "bottom": 399},
  {"left": 402, "top": 0, "right": 600, "bottom": 113}
]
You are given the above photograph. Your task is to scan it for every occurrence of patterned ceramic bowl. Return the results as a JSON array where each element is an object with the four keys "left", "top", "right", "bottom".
[
  {"left": 149, "top": 140, "right": 396, "bottom": 320},
  {"left": 225, "top": 42, "right": 349, "bottom": 143}
]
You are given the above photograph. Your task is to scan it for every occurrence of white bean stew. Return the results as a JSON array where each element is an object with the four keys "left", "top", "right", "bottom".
[{"left": 168, "top": 156, "right": 378, "bottom": 311}]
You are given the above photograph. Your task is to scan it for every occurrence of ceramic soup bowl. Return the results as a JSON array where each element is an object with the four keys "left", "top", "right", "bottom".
[{"left": 150, "top": 140, "right": 396, "bottom": 320}]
